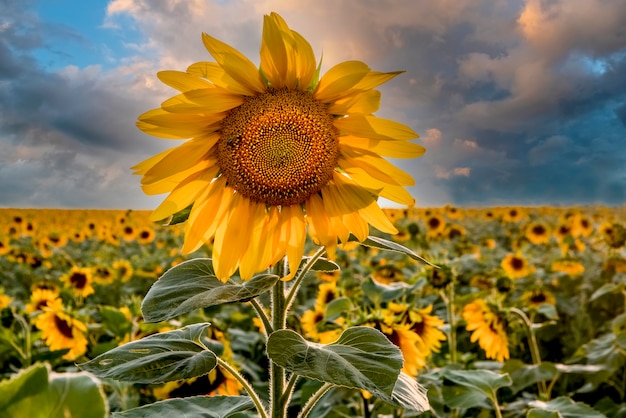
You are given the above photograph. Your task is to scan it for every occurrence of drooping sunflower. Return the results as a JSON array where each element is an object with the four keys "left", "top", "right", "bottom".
[
  {"left": 133, "top": 12, "right": 423, "bottom": 281},
  {"left": 462, "top": 299, "right": 509, "bottom": 362},
  {"left": 34, "top": 299, "right": 88, "bottom": 360},
  {"left": 60, "top": 266, "right": 95, "bottom": 298}
]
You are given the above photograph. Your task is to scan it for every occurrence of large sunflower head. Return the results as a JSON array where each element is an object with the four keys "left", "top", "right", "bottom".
[
  {"left": 134, "top": 12, "right": 423, "bottom": 281},
  {"left": 34, "top": 299, "right": 88, "bottom": 361}
]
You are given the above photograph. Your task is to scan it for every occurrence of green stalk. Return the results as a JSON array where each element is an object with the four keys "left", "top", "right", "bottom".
[
  {"left": 510, "top": 307, "right": 548, "bottom": 398},
  {"left": 250, "top": 298, "right": 273, "bottom": 335},
  {"left": 216, "top": 357, "right": 268, "bottom": 418},
  {"left": 285, "top": 246, "right": 326, "bottom": 311},
  {"left": 297, "top": 382, "right": 333, "bottom": 418},
  {"left": 441, "top": 284, "right": 457, "bottom": 364},
  {"left": 270, "top": 261, "right": 288, "bottom": 418}
]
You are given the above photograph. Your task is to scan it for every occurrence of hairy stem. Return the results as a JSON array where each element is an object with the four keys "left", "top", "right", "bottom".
[
  {"left": 216, "top": 357, "right": 268, "bottom": 418},
  {"left": 297, "top": 382, "right": 333, "bottom": 418}
]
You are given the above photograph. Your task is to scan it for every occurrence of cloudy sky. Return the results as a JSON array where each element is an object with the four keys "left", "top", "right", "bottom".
[{"left": 1, "top": 0, "right": 625, "bottom": 210}]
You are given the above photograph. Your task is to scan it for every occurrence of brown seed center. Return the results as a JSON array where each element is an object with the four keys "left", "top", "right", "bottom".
[{"left": 218, "top": 89, "right": 339, "bottom": 207}]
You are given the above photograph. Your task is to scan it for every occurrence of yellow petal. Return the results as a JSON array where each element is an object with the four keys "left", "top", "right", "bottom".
[
  {"left": 149, "top": 166, "right": 218, "bottom": 222},
  {"left": 332, "top": 172, "right": 397, "bottom": 235},
  {"left": 314, "top": 61, "right": 370, "bottom": 103},
  {"left": 320, "top": 181, "right": 352, "bottom": 243},
  {"left": 327, "top": 90, "right": 381, "bottom": 115},
  {"left": 161, "top": 88, "right": 244, "bottom": 114},
  {"left": 202, "top": 33, "right": 265, "bottom": 94},
  {"left": 131, "top": 147, "right": 175, "bottom": 175},
  {"left": 305, "top": 193, "right": 335, "bottom": 248},
  {"left": 339, "top": 135, "right": 425, "bottom": 158},
  {"left": 143, "top": 134, "right": 219, "bottom": 183},
  {"left": 157, "top": 70, "right": 212, "bottom": 92},
  {"left": 142, "top": 156, "right": 214, "bottom": 195},
  {"left": 137, "top": 108, "right": 224, "bottom": 139},
  {"left": 291, "top": 30, "right": 316, "bottom": 90},
  {"left": 343, "top": 165, "right": 415, "bottom": 206},
  {"left": 334, "top": 114, "right": 418, "bottom": 141},
  {"left": 213, "top": 193, "right": 252, "bottom": 281},
  {"left": 284, "top": 204, "right": 306, "bottom": 280},
  {"left": 339, "top": 146, "right": 415, "bottom": 186},
  {"left": 182, "top": 177, "right": 230, "bottom": 254},
  {"left": 239, "top": 201, "right": 269, "bottom": 280},
  {"left": 352, "top": 71, "right": 404, "bottom": 91},
  {"left": 260, "top": 13, "right": 289, "bottom": 88},
  {"left": 186, "top": 61, "right": 253, "bottom": 96}
]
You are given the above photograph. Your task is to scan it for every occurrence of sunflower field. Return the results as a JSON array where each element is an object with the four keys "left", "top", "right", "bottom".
[{"left": 0, "top": 205, "right": 625, "bottom": 417}]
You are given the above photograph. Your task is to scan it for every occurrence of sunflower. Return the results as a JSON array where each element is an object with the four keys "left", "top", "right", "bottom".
[
  {"left": 0, "top": 290, "right": 12, "bottom": 310},
  {"left": 301, "top": 307, "right": 325, "bottom": 339},
  {"left": 34, "top": 299, "right": 88, "bottom": 360},
  {"left": 425, "top": 214, "right": 446, "bottom": 236},
  {"left": 133, "top": 12, "right": 422, "bottom": 281},
  {"left": 501, "top": 253, "right": 532, "bottom": 279},
  {"left": 25, "top": 288, "right": 60, "bottom": 314},
  {"left": 315, "top": 281, "right": 338, "bottom": 308},
  {"left": 113, "top": 259, "right": 134, "bottom": 282},
  {"left": 525, "top": 221, "right": 551, "bottom": 245},
  {"left": 502, "top": 207, "right": 525, "bottom": 223},
  {"left": 407, "top": 305, "right": 447, "bottom": 359},
  {"left": 599, "top": 222, "right": 626, "bottom": 249},
  {"left": 571, "top": 214, "right": 593, "bottom": 238},
  {"left": 0, "top": 235, "right": 10, "bottom": 256},
  {"left": 521, "top": 289, "right": 556, "bottom": 309},
  {"left": 61, "top": 266, "right": 95, "bottom": 297},
  {"left": 136, "top": 226, "right": 156, "bottom": 244},
  {"left": 551, "top": 259, "right": 585, "bottom": 276},
  {"left": 462, "top": 299, "right": 509, "bottom": 362}
]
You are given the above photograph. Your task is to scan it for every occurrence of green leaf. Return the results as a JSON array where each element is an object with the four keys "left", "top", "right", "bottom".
[
  {"left": 442, "top": 369, "right": 512, "bottom": 409},
  {"left": 0, "top": 363, "right": 108, "bottom": 418},
  {"left": 361, "top": 276, "right": 409, "bottom": 304},
  {"left": 0, "top": 363, "right": 49, "bottom": 412},
  {"left": 167, "top": 203, "right": 193, "bottom": 225},
  {"left": 502, "top": 360, "right": 558, "bottom": 394},
  {"left": 111, "top": 395, "right": 254, "bottom": 418},
  {"left": 302, "top": 256, "right": 340, "bottom": 272},
  {"left": 355, "top": 235, "right": 436, "bottom": 266},
  {"left": 590, "top": 283, "right": 621, "bottom": 301},
  {"left": 387, "top": 372, "right": 430, "bottom": 412},
  {"left": 528, "top": 396, "right": 607, "bottom": 417},
  {"left": 141, "top": 259, "right": 278, "bottom": 323},
  {"left": 267, "top": 326, "right": 402, "bottom": 400},
  {"left": 536, "top": 304, "right": 559, "bottom": 321},
  {"left": 100, "top": 305, "right": 133, "bottom": 337},
  {"left": 324, "top": 297, "right": 353, "bottom": 321},
  {"left": 527, "top": 410, "right": 560, "bottom": 418},
  {"left": 78, "top": 323, "right": 217, "bottom": 384}
]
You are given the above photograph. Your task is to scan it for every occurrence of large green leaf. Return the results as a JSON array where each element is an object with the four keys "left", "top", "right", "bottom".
[
  {"left": 355, "top": 235, "right": 436, "bottom": 266},
  {"left": 79, "top": 323, "right": 217, "bottom": 384},
  {"left": 267, "top": 327, "right": 402, "bottom": 400},
  {"left": 300, "top": 256, "right": 340, "bottom": 272},
  {"left": 112, "top": 395, "right": 254, "bottom": 418},
  {"left": 528, "top": 397, "right": 606, "bottom": 418},
  {"left": 502, "top": 360, "right": 558, "bottom": 394},
  {"left": 0, "top": 363, "right": 108, "bottom": 418},
  {"left": 442, "top": 369, "right": 512, "bottom": 409},
  {"left": 141, "top": 259, "right": 278, "bottom": 323}
]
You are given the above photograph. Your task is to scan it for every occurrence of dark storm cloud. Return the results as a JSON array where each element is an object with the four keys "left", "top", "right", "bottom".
[
  {"left": 0, "top": 0, "right": 172, "bottom": 208},
  {"left": 1, "top": 0, "right": 625, "bottom": 209}
]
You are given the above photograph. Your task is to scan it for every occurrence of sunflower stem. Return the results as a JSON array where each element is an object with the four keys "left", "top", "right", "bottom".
[
  {"left": 270, "top": 261, "right": 288, "bottom": 418},
  {"left": 441, "top": 283, "right": 457, "bottom": 364},
  {"left": 285, "top": 246, "right": 327, "bottom": 312},
  {"left": 215, "top": 357, "right": 268, "bottom": 418},
  {"left": 510, "top": 307, "right": 549, "bottom": 399},
  {"left": 250, "top": 298, "right": 273, "bottom": 335},
  {"left": 297, "top": 382, "right": 333, "bottom": 418}
]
